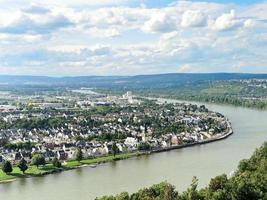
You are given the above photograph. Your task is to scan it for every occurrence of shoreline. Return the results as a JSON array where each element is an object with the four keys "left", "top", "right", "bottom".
[
  {"left": 0, "top": 122, "right": 233, "bottom": 184},
  {"left": 0, "top": 152, "right": 142, "bottom": 184},
  {"left": 141, "top": 94, "right": 267, "bottom": 111},
  {"left": 151, "top": 124, "right": 233, "bottom": 154}
]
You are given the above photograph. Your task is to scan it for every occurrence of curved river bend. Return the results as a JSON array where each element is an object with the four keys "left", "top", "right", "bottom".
[{"left": 1, "top": 100, "right": 267, "bottom": 200}]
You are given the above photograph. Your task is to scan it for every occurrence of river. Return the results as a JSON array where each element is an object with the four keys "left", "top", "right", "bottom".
[{"left": 1, "top": 99, "right": 267, "bottom": 200}]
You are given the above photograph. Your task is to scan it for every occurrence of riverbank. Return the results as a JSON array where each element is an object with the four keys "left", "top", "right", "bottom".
[
  {"left": 0, "top": 152, "right": 141, "bottom": 184},
  {"left": 0, "top": 124, "right": 233, "bottom": 184},
  {"left": 151, "top": 124, "right": 233, "bottom": 154},
  {"left": 142, "top": 93, "right": 267, "bottom": 110}
]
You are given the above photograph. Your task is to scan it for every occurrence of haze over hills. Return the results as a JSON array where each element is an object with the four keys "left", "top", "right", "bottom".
[{"left": 1, "top": 73, "right": 267, "bottom": 89}]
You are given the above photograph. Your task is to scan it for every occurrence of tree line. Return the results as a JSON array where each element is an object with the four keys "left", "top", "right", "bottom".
[{"left": 1, "top": 147, "right": 88, "bottom": 175}]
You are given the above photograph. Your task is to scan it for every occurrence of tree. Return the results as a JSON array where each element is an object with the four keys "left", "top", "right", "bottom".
[
  {"left": 52, "top": 157, "right": 62, "bottom": 168},
  {"left": 75, "top": 147, "right": 83, "bottom": 162},
  {"left": 2, "top": 160, "right": 13, "bottom": 174},
  {"left": 180, "top": 176, "right": 201, "bottom": 200},
  {"left": 31, "top": 154, "right": 46, "bottom": 168},
  {"left": 116, "top": 192, "right": 130, "bottom": 200},
  {"left": 111, "top": 143, "right": 118, "bottom": 157},
  {"left": 18, "top": 158, "right": 28, "bottom": 174},
  {"left": 138, "top": 142, "right": 151, "bottom": 151},
  {"left": 209, "top": 174, "right": 228, "bottom": 192}
]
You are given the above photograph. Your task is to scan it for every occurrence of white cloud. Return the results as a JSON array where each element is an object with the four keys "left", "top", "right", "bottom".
[
  {"left": 213, "top": 10, "right": 241, "bottom": 31},
  {"left": 181, "top": 10, "right": 207, "bottom": 27},
  {"left": 0, "top": 12, "right": 73, "bottom": 34},
  {"left": 22, "top": 4, "right": 50, "bottom": 14},
  {"left": 87, "top": 27, "right": 120, "bottom": 38},
  {"left": 142, "top": 13, "right": 177, "bottom": 33},
  {"left": 243, "top": 19, "right": 257, "bottom": 28},
  {"left": 0, "top": 33, "right": 43, "bottom": 43},
  {"left": 73, "top": 7, "right": 151, "bottom": 36},
  {"left": 88, "top": 45, "right": 112, "bottom": 56},
  {"left": 0, "top": 1, "right": 266, "bottom": 75}
]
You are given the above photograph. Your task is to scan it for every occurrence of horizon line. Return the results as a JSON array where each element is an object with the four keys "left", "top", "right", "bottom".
[{"left": 1, "top": 72, "right": 267, "bottom": 78}]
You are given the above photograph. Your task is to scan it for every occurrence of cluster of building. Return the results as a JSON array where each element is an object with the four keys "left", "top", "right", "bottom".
[{"left": 0, "top": 90, "right": 231, "bottom": 164}]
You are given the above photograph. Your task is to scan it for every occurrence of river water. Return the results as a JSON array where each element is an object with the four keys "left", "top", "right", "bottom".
[{"left": 1, "top": 100, "right": 267, "bottom": 200}]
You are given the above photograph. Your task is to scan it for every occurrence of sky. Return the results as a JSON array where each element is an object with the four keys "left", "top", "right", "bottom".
[{"left": 0, "top": 0, "right": 266, "bottom": 76}]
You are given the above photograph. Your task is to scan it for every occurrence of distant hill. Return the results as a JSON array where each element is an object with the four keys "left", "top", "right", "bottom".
[{"left": 1, "top": 73, "right": 267, "bottom": 89}]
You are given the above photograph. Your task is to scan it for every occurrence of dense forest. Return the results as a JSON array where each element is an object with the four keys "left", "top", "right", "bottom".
[{"left": 96, "top": 142, "right": 267, "bottom": 200}]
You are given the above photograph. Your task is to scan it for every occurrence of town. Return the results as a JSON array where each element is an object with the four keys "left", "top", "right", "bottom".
[{"left": 0, "top": 89, "right": 232, "bottom": 166}]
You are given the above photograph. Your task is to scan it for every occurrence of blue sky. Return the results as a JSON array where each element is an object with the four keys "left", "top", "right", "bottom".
[
  {"left": 0, "top": 0, "right": 266, "bottom": 76},
  {"left": 187, "top": 0, "right": 263, "bottom": 4},
  {"left": 99, "top": 0, "right": 266, "bottom": 7}
]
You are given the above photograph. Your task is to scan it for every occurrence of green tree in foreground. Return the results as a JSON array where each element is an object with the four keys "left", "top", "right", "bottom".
[
  {"left": 2, "top": 160, "right": 13, "bottom": 174},
  {"left": 18, "top": 158, "right": 28, "bottom": 174},
  {"left": 31, "top": 154, "right": 46, "bottom": 168},
  {"left": 75, "top": 147, "right": 83, "bottom": 162},
  {"left": 179, "top": 176, "right": 201, "bottom": 200},
  {"left": 52, "top": 157, "right": 62, "bottom": 168},
  {"left": 115, "top": 192, "right": 130, "bottom": 200}
]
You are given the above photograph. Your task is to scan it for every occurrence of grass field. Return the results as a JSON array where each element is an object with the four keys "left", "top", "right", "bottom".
[{"left": 0, "top": 152, "right": 139, "bottom": 183}]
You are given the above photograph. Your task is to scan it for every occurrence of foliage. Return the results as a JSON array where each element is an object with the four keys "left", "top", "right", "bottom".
[
  {"left": 134, "top": 80, "right": 267, "bottom": 110},
  {"left": 2, "top": 161, "right": 13, "bottom": 174},
  {"left": 137, "top": 142, "right": 151, "bottom": 151},
  {"left": 95, "top": 132, "right": 128, "bottom": 142},
  {"left": 52, "top": 157, "right": 62, "bottom": 168},
  {"left": 4, "top": 142, "right": 35, "bottom": 150},
  {"left": 111, "top": 143, "right": 119, "bottom": 157},
  {"left": 1, "top": 117, "right": 65, "bottom": 130},
  {"left": 179, "top": 177, "right": 201, "bottom": 200},
  {"left": 0, "top": 152, "right": 139, "bottom": 183},
  {"left": 96, "top": 182, "right": 178, "bottom": 200},
  {"left": 75, "top": 147, "right": 83, "bottom": 162},
  {"left": 31, "top": 154, "right": 46, "bottom": 168},
  {"left": 18, "top": 158, "right": 28, "bottom": 174}
]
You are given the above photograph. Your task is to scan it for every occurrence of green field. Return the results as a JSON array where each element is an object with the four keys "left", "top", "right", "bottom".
[{"left": 0, "top": 152, "right": 139, "bottom": 183}]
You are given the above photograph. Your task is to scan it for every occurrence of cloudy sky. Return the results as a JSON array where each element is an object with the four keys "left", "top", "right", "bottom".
[{"left": 0, "top": 0, "right": 266, "bottom": 76}]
